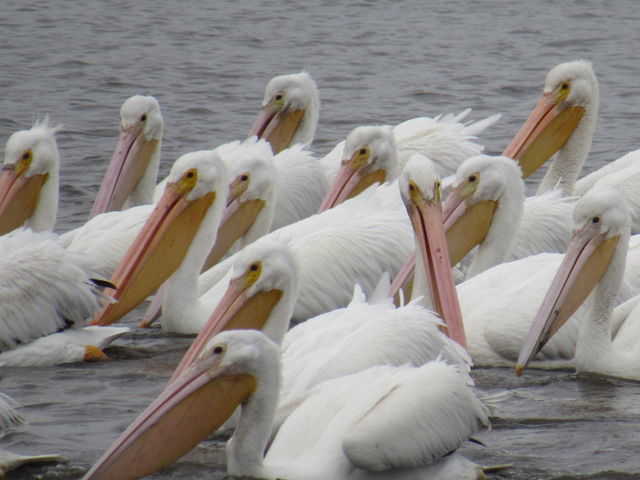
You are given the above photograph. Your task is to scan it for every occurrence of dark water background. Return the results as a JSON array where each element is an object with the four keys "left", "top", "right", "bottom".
[{"left": 1, "top": 0, "right": 640, "bottom": 478}]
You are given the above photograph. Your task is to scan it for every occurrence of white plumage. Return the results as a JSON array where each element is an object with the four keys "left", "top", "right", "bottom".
[
  {"left": 270, "top": 144, "right": 330, "bottom": 231},
  {"left": 0, "top": 325, "right": 129, "bottom": 367},
  {"left": 0, "top": 228, "right": 126, "bottom": 366},
  {"left": 249, "top": 71, "right": 319, "bottom": 151},
  {"left": 401, "top": 156, "right": 640, "bottom": 368},
  {"left": 187, "top": 184, "right": 413, "bottom": 330},
  {"left": 518, "top": 187, "right": 640, "bottom": 380},
  {"left": 90, "top": 94, "right": 163, "bottom": 217},
  {"left": 574, "top": 152, "right": 640, "bottom": 233},
  {"left": 0, "top": 228, "right": 101, "bottom": 350},
  {"left": 445, "top": 154, "right": 575, "bottom": 278},
  {"left": 524, "top": 61, "right": 640, "bottom": 233},
  {"left": 0, "top": 118, "right": 62, "bottom": 233},
  {"left": 60, "top": 204, "right": 152, "bottom": 278},
  {"left": 278, "top": 279, "right": 471, "bottom": 414},
  {"left": 83, "top": 330, "right": 490, "bottom": 480},
  {"left": 321, "top": 109, "right": 501, "bottom": 182}
]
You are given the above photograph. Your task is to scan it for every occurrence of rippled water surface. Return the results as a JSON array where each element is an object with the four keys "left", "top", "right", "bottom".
[{"left": 1, "top": 0, "right": 640, "bottom": 478}]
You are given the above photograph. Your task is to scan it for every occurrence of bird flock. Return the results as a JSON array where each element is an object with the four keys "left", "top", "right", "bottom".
[{"left": 1, "top": 59, "right": 640, "bottom": 479}]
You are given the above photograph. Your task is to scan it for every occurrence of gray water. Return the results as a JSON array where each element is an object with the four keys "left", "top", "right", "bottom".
[{"left": 1, "top": 0, "right": 640, "bottom": 478}]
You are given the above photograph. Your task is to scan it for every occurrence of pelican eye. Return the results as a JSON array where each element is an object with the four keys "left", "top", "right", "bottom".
[
  {"left": 468, "top": 175, "right": 477, "bottom": 182},
  {"left": 213, "top": 345, "right": 225, "bottom": 355},
  {"left": 186, "top": 171, "right": 195, "bottom": 178},
  {"left": 244, "top": 260, "right": 263, "bottom": 287},
  {"left": 409, "top": 184, "right": 414, "bottom": 191},
  {"left": 359, "top": 148, "right": 367, "bottom": 155},
  {"left": 22, "top": 151, "right": 30, "bottom": 160},
  {"left": 275, "top": 93, "right": 284, "bottom": 101},
  {"left": 592, "top": 216, "right": 600, "bottom": 224},
  {"left": 241, "top": 174, "right": 249, "bottom": 181},
  {"left": 140, "top": 114, "right": 147, "bottom": 121},
  {"left": 560, "top": 82, "right": 570, "bottom": 90}
]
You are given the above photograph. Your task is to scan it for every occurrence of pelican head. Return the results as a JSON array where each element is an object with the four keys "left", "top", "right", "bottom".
[
  {"left": 171, "top": 239, "right": 299, "bottom": 382},
  {"left": 248, "top": 72, "right": 319, "bottom": 154},
  {"left": 82, "top": 329, "right": 276, "bottom": 480},
  {"left": 398, "top": 154, "right": 467, "bottom": 348},
  {"left": 90, "top": 95, "right": 163, "bottom": 218},
  {"left": 503, "top": 60, "right": 597, "bottom": 178},
  {"left": 319, "top": 125, "right": 396, "bottom": 211},
  {"left": 90, "top": 150, "right": 228, "bottom": 326},
  {"left": 516, "top": 187, "right": 628, "bottom": 375},
  {"left": 203, "top": 138, "right": 278, "bottom": 269},
  {"left": 0, "top": 119, "right": 61, "bottom": 234},
  {"left": 443, "top": 155, "right": 523, "bottom": 270}
]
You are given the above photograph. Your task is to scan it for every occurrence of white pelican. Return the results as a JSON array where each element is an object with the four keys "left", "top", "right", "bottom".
[
  {"left": 89, "top": 149, "right": 229, "bottom": 326},
  {"left": 319, "top": 125, "right": 397, "bottom": 211},
  {"left": 82, "top": 330, "right": 491, "bottom": 480},
  {"left": 502, "top": 60, "right": 597, "bottom": 195},
  {"left": 0, "top": 118, "right": 61, "bottom": 234},
  {"left": 247, "top": 71, "right": 319, "bottom": 153},
  {"left": 504, "top": 60, "right": 640, "bottom": 233},
  {"left": 243, "top": 72, "right": 329, "bottom": 229},
  {"left": 90, "top": 95, "right": 163, "bottom": 218},
  {"left": 0, "top": 228, "right": 127, "bottom": 366},
  {"left": 399, "top": 157, "right": 640, "bottom": 368},
  {"left": 442, "top": 154, "right": 574, "bottom": 278},
  {"left": 320, "top": 109, "right": 501, "bottom": 184},
  {"left": 517, "top": 187, "right": 640, "bottom": 380}
]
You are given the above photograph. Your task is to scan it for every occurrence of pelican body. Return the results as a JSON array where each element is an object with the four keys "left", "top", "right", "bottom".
[{"left": 83, "top": 330, "right": 490, "bottom": 480}]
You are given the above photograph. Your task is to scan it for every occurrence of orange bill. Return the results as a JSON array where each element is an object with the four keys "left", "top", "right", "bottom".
[
  {"left": 0, "top": 164, "right": 49, "bottom": 235},
  {"left": 90, "top": 176, "right": 216, "bottom": 326},
  {"left": 90, "top": 125, "right": 159, "bottom": 218},
  {"left": 502, "top": 92, "right": 585, "bottom": 178},
  {"left": 82, "top": 352, "right": 256, "bottom": 480},
  {"left": 516, "top": 226, "right": 619, "bottom": 375}
]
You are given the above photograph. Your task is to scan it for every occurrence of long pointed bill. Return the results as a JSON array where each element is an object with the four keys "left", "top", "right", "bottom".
[
  {"left": 202, "top": 198, "right": 265, "bottom": 271},
  {"left": 90, "top": 183, "right": 216, "bottom": 326},
  {"left": 248, "top": 106, "right": 304, "bottom": 154},
  {"left": 90, "top": 126, "right": 159, "bottom": 218},
  {"left": 0, "top": 166, "right": 48, "bottom": 235},
  {"left": 82, "top": 355, "right": 256, "bottom": 480},
  {"left": 516, "top": 227, "right": 619, "bottom": 375},
  {"left": 442, "top": 186, "right": 497, "bottom": 267},
  {"left": 388, "top": 251, "right": 416, "bottom": 306},
  {"left": 502, "top": 93, "right": 585, "bottom": 178},
  {"left": 170, "top": 277, "right": 282, "bottom": 383},
  {"left": 410, "top": 197, "right": 467, "bottom": 349},
  {"left": 138, "top": 197, "right": 266, "bottom": 328},
  {"left": 389, "top": 189, "right": 497, "bottom": 305},
  {"left": 318, "top": 162, "right": 386, "bottom": 212}
]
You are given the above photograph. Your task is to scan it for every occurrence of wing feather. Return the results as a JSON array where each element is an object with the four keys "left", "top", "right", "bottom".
[
  {"left": 0, "top": 229, "right": 102, "bottom": 351},
  {"left": 342, "top": 362, "right": 489, "bottom": 471}
]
